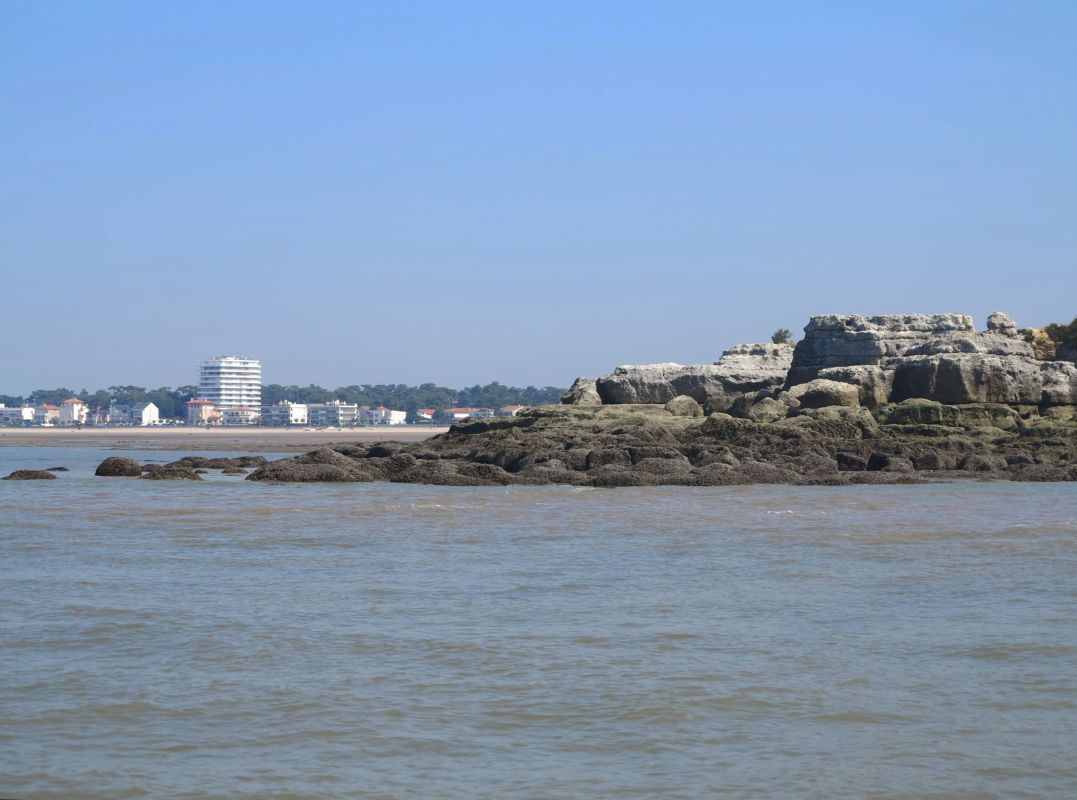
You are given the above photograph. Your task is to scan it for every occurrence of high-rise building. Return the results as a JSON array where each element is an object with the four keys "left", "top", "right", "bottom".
[{"left": 198, "top": 356, "right": 262, "bottom": 410}]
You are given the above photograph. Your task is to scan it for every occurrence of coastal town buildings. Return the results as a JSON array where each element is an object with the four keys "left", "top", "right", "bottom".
[
  {"left": 497, "top": 405, "right": 529, "bottom": 416},
  {"left": 308, "top": 401, "right": 359, "bottom": 427},
  {"left": 108, "top": 401, "right": 160, "bottom": 426},
  {"left": 416, "top": 408, "right": 435, "bottom": 421},
  {"left": 0, "top": 405, "right": 35, "bottom": 425},
  {"left": 33, "top": 404, "right": 60, "bottom": 425},
  {"left": 443, "top": 407, "right": 495, "bottom": 420},
  {"left": 199, "top": 356, "right": 262, "bottom": 410},
  {"left": 58, "top": 397, "right": 88, "bottom": 426},
  {"left": 362, "top": 406, "right": 407, "bottom": 425},
  {"left": 221, "top": 407, "right": 260, "bottom": 426},
  {"left": 186, "top": 398, "right": 218, "bottom": 426},
  {"left": 260, "top": 401, "right": 308, "bottom": 426}
]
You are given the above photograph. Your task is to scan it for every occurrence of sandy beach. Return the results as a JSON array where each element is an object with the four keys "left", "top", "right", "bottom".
[{"left": 0, "top": 426, "right": 450, "bottom": 452}]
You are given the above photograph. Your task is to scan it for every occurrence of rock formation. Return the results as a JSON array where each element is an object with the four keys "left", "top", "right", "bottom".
[
  {"left": 94, "top": 457, "right": 143, "bottom": 477},
  {"left": 593, "top": 342, "right": 792, "bottom": 408},
  {"left": 3, "top": 469, "right": 57, "bottom": 480}
]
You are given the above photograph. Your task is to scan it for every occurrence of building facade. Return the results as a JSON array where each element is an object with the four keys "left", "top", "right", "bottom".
[
  {"left": 198, "top": 356, "right": 262, "bottom": 410},
  {"left": 186, "top": 399, "right": 218, "bottom": 426},
  {"left": 109, "top": 402, "right": 160, "bottom": 426},
  {"left": 0, "top": 405, "right": 35, "bottom": 425},
  {"left": 33, "top": 404, "right": 60, "bottom": 425},
  {"left": 307, "top": 401, "right": 359, "bottom": 427},
  {"left": 260, "top": 401, "right": 308, "bottom": 426},
  {"left": 58, "top": 397, "right": 88, "bottom": 426},
  {"left": 362, "top": 406, "right": 407, "bottom": 426},
  {"left": 221, "top": 407, "right": 260, "bottom": 426}
]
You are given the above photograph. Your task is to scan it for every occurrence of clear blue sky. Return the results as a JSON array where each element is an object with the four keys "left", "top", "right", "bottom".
[{"left": 2, "top": 1, "right": 1075, "bottom": 393}]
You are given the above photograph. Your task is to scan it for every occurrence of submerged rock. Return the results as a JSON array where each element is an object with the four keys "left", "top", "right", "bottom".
[
  {"left": 3, "top": 469, "right": 57, "bottom": 480},
  {"left": 95, "top": 457, "right": 142, "bottom": 477},
  {"left": 141, "top": 464, "right": 203, "bottom": 480}
]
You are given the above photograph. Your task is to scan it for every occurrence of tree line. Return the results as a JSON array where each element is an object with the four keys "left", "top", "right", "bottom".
[{"left": 0, "top": 382, "right": 565, "bottom": 420}]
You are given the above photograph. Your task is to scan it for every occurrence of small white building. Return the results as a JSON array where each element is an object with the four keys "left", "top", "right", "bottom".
[
  {"left": 0, "top": 405, "right": 35, "bottom": 425},
  {"left": 221, "top": 406, "right": 260, "bottom": 426},
  {"left": 442, "top": 407, "right": 494, "bottom": 421},
  {"left": 362, "top": 406, "right": 407, "bottom": 426},
  {"left": 58, "top": 397, "right": 88, "bottom": 426},
  {"left": 416, "top": 408, "right": 435, "bottom": 421},
  {"left": 260, "top": 401, "right": 308, "bottom": 427},
  {"left": 109, "top": 402, "right": 160, "bottom": 426}
]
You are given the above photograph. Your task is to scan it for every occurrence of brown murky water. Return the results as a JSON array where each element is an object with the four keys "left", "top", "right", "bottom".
[{"left": 2, "top": 447, "right": 1076, "bottom": 799}]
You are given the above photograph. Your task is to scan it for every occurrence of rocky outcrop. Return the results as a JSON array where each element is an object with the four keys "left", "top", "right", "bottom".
[
  {"left": 987, "top": 311, "right": 1019, "bottom": 337},
  {"left": 95, "top": 457, "right": 143, "bottom": 477},
  {"left": 1023, "top": 328, "right": 1058, "bottom": 361},
  {"left": 815, "top": 366, "right": 894, "bottom": 408},
  {"left": 1042, "top": 361, "right": 1077, "bottom": 406},
  {"left": 664, "top": 395, "right": 703, "bottom": 417},
  {"left": 595, "top": 343, "right": 792, "bottom": 408},
  {"left": 3, "top": 469, "right": 57, "bottom": 480},
  {"left": 164, "top": 455, "right": 269, "bottom": 470},
  {"left": 561, "top": 377, "right": 602, "bottom": 406},
  {"left": 787, "top": 379, "right": 860, "bottom": 409},
  {"left": 248, "top": 402, "right": 1076, "bottom": 486},
  {"left": 892, "top": 354, "right": 1043, "bottom": 405},
  {"left": 141, "top": 464, "right": 203, "bottom": 480},
  {"left": 786, "top": 314, "right": 970, "bottom": 387}
]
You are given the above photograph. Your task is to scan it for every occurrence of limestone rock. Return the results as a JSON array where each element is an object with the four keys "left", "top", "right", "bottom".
[
  {"left": 816, "top": 365, "right": 894, "bottom": 408},
  {"left": 786, "top": 313, "right": 970, "bottom": 386},
  {"left": 597, "top": 344, "right": 790, "bottom": 406},
  {"left": 787, "top": 379, "right": 860, "bottom": 409},
  {"left": 664, "top": 395, "right": 703, "bottom": 417},
  {"left": 95, "top": 456, "right": 142, "bottom": 477},
  {"left": 903, "top": 332, "right": 1033, "bottom": 357},
  {"left": 893, "top": 354, "right": 1043, "bottom": 405},
  {"left": 986, "top": 311, "right": 1019, "bottom": 338},
  {"left": 1041, "top": 361, "right": 1077, "bottom": 406},
  {"left": 596, "top": 363, "right": 725, "bottom": 405},
  {"left": 561, "top": 377, "right": 602, "bottom": 406}
]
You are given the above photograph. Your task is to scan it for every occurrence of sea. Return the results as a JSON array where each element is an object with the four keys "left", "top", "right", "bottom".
[{"left": 2, "top": 445, "right": 1076, "bottom": 799}]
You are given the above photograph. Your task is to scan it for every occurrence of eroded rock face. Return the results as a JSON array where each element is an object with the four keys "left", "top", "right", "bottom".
[
  {"left": 664, "top": 395, "right": 703, "bottom": 417},
  {"left": 903, "top": 332, "right": 1034, "bottom": 357},
  {"left": 786, "top": 314, "right": 970, "bottom": 387},
  {"left": 596, "top": 343, "right": 791, "bottom": 407},
  {"left": 987, "top": 311, "right": 1019, "bottom": 338},
  {"left": 816, "top": 366, "right": 894, "bottom": 408},
  {"left": 1042, "top": 361, "right": 1077, "bottom": 406},
  {"left": 787, "top": 379, "right": 860, "bottom": 409},
  {"left": 561, "top": 377, "right": 602, "bottom": 406},
  {"left": 893, "top": 354, "right": 1044, "bottom": 405}
]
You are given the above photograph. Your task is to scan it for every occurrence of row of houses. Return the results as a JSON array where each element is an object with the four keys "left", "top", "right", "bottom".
[
  {"left": 1, "top": 397, "right": 532, "bottom": 428},
  {"left": 0, "top": 398, "right": 162, "bottom": 427},
  {"left": 184, "top": 400, "right": 532, "bottom": 427}
]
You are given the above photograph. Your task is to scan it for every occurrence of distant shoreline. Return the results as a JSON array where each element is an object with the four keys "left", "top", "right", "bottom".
[{"left": 0, "top": 426, "right": 450, "bottom": 452}]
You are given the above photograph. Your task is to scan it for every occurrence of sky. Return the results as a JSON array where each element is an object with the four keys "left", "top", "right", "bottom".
[{"left": 2, "top": 1, "right": 1076, "bottom": 393}]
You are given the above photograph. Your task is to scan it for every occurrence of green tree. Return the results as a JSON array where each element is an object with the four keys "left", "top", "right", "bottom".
[{"left": 771, "top": 328, "right": 793, "bottom": 344}]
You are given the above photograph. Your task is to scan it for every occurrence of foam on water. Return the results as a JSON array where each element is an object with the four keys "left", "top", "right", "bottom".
[{"left": 1, "top": 446, "right": 1076, "bottom": 799}]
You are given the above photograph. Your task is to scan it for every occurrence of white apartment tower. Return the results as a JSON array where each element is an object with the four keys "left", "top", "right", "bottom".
[{"left": 198, "top": 356, "right": 262, "bottom": 409}]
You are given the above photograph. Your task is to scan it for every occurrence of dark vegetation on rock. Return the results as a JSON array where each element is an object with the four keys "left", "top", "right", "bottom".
[
  {"left": 95, "top": 457, "right": 143, "bottom": 477},
  {"left": 3, "top": 469, "right": 57, "bottom": 480},
  {"left": 246, "top": 402, "right": 1076, "bottom": 486}
]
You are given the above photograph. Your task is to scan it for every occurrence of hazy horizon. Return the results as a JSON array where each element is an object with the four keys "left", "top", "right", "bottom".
[{"left": 3, "top": 2, "right": 1075, "bottom": 394}]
